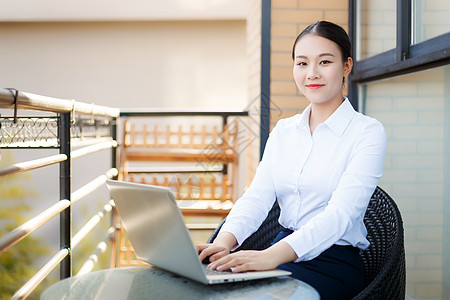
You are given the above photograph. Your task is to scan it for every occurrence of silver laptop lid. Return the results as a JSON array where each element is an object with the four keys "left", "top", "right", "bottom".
[
  {"left": 106, "top": 180, "right": 291, "bottom": 285},
  {"left": 106, "top": 180, "right": 209, "bottom": 284}
]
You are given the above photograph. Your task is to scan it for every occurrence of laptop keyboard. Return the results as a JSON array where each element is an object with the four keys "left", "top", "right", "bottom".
[{"left": 202, "top": 264, "right": 233, "bottom": 276}]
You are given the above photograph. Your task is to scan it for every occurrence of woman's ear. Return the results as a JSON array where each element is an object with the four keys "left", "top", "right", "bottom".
[{"left": 343, "top": 57, "right": 353, "bottom": 78}]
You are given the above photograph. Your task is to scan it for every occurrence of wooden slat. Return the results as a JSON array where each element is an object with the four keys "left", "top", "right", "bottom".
[
  {"left": 180, "top": 207, "right": 230, "bottom": 217},
  {"left": 124, "top": 123, "right": 238, "bottom": 150},
  {"left": 124, "top": 151, "right": 236, "bottom": 163}
]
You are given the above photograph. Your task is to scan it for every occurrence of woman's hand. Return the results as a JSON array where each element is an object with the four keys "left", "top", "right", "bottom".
[
  {"left": 196, "top": 243, "right": 231, "bottom": 263},
  {"left": 208, "top": 250, "right": 278, "bottom": 272},
  {"left": 196, "top": 232, "right": 237, "bottom": 263},
  {"left": 208, "top": 241, "right": 298, "bottom": 272}
]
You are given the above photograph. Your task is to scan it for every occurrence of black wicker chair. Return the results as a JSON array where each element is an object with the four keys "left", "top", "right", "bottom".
[{"left": 208, "top": 186, "right": 406, "bottom": 300}]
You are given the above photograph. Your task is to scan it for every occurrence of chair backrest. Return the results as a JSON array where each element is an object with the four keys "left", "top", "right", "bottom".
[
  {"left": 353, "top": 186, "right": 406, "bottom": 299},
  {"left": 208, "top": 201, "right": 283, "bottom": 250},
  {"left": 208, "top": 186, "right": 406, "bottom": 300}
]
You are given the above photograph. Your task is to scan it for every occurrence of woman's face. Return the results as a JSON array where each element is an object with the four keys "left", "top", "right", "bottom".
[{"left": 293, "top": 34, "right": 352, "bottom": 106}]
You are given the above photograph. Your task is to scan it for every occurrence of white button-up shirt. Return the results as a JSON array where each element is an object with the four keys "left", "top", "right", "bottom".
[{"left": 219, "top": 98, "right": 387, "bottom": 262}]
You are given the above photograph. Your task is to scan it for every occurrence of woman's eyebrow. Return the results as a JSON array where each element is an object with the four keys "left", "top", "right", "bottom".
[
  {"left": 295, "top": 53, "right": 335, "bottom": 59},
  {"left": 319, "top": 53, "right": 335, "bottom": 57}
]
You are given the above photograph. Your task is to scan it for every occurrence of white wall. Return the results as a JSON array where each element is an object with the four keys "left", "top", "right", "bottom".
[
  {"left": 0, "top": 20, "right": 247, "bottom": 110},
  {"left": 0, "top": 0, "right": 247, "bottom": 21},
  {"left": 0, "top": 17, "right": 248, "bottom": 269}
]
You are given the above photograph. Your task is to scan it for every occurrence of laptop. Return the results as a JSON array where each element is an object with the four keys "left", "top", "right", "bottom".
[{"left": 106, "top": 180, "right": 291, "bottom": 284}]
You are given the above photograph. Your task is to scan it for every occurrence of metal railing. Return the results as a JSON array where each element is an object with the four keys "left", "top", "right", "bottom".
[
  {"left": 0, "top": 87, "right": 250, "bottom": 299},
  {"left": 0, "top": 88, "right": 119, "bottom": 299}
]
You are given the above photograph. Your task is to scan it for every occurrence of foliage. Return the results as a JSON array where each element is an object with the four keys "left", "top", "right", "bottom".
[{"left": 0, "top": 150, "right": 53, "bottom": 300}]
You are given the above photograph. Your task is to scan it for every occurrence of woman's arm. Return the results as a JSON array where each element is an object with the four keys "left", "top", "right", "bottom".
[{"left": 215, "top": 124, "right": 281, "bottom": 248}]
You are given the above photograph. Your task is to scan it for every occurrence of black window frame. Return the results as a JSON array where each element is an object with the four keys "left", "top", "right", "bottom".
[
  {"left": 348, "top": 0, "right": 450, "bottom": 110},
  {"left": 260, "top": 0, "right": 271, "bottom": 160}
]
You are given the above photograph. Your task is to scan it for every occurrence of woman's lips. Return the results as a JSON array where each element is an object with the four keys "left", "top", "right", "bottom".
[{"left": 306, "top": 84, "right": 324, "bottom": 89}]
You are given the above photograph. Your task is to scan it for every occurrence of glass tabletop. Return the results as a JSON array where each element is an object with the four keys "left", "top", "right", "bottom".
[{"left": 41, "top": 266, "right": 320, "bottom": 300}]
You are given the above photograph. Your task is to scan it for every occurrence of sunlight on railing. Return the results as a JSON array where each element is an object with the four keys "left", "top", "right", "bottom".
[{"left": 0, "top": 87, "right": 119, "bottom": 299}]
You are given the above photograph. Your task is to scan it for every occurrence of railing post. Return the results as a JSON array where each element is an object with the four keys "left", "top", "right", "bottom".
[
  {"left": 110, "top": 116, "right": 118, "bottom": 268},
  {"left": 111, "top": 117, "right": 117, "bottom": 176},
  {"left": 59, "top": 112, "right": 72, "bottom": 279}
]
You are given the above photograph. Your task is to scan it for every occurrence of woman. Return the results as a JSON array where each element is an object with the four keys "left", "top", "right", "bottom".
[{"left": 197, "top": 21, "right": 386, "bottom": 300}]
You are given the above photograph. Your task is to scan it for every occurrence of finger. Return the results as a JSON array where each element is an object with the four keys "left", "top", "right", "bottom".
[
  {"left": 215, "top": 253, "right": 258, "bottom": 272},
  {"left": 208, "top": 254, "right": 231, "bottom": 270},
  {"left": 198, "top": 248, "right": 212, "bottom": 262},
  {"left": 208, "top": 249, "right": 229, "bottom": 262},
  {"left": 230, "top": 263, "right": 251, "bottom": 273},
  {"left": 199, "top": 245, "right": 223, "bottom": 262},
  {"left": 212, "top": 255, "right": 241, "bottom": 271},
  {"left": 196, "top": 244, "right": 209, "bottom": 254}
]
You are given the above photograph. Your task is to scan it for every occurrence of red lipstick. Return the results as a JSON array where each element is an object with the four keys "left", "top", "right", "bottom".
[{"left": 306, "top": 84, "right": 324, "bottom": 89}]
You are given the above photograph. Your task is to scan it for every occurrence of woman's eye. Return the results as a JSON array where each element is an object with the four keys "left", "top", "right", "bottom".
[
  {"left": 320, "top": 60, "right": 332, "bottom": 65},
  {"left": 296, "top": 62, "right": 307, "bottom": 66}
]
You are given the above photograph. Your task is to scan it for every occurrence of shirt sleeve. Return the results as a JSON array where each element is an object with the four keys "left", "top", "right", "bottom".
[
  {"left": 218, "top": 124, "right": 279, "bottom": 247},
  {"left": 281, "top": 120, "right": 387, "bottom": 262}
]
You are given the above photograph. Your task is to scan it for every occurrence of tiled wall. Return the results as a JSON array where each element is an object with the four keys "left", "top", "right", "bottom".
[
  {"left": 414, "top": 0, "right": 450, "bottom": 43},
  {"left": 363, "top": 66, "right": 450, "bottom": 300},
  {"left": 359, "top": 0, "right": 396, "bottom": 59}
]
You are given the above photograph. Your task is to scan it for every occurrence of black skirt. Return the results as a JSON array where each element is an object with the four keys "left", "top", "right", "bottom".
[{"left": 273, "top": 229, "right": 365, "bottom": 300}]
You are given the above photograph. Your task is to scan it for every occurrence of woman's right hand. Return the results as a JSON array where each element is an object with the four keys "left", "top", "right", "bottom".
[
  {"left": 196, "top": 232, "right": 237, "bottom": 263},
  {"left": 196, "top": 243, "right": 230, "bottom": 263}
]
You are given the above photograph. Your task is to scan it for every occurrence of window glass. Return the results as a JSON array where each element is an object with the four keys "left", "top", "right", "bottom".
[
  {"left": 361, "top": 65, "right": 450, "bottom": 300},
  {"left": 412, "top": 0, "right": 450, "bottom": 43},
  {"left": 358, "top": 0, "right": 396, "bottom": 60}
]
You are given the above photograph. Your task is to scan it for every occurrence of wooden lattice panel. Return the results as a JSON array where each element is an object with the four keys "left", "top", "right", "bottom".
[
  {"left": 115, "top": 118, "right": 240, "bottom": 269},
  {"left": 124, "top": 122, "right": 238, "bottom": 151},
  {"left": 123, "top": 172, "right": 232, "bottom": 202}
]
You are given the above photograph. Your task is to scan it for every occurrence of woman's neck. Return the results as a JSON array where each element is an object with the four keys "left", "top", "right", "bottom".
[{"left": 309, "top": 97, "right": 344, "bottom": 135}]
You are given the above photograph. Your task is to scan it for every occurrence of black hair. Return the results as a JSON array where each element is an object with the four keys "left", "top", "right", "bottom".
[{"left": 291, "top": 21, "right": 351, "bottom": 63}]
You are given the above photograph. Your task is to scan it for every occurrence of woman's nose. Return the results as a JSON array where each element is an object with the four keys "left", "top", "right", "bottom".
[{"left": 307, "top": 66, "right": 320, "bottom": 79}]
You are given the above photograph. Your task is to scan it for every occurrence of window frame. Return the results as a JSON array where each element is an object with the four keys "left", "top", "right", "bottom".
[{"left": 348, "top": 0, "right": 450, "bottom": 110}]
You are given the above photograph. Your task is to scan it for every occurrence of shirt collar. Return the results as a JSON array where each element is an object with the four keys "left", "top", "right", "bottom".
[
  {"left": 297, "top": 104, "right": 312, "bottom": 130},
  {"left": 297, "top": 97, "right": 356, "bottom": 136}
]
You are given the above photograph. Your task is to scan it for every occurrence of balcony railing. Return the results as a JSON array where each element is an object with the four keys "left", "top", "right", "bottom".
[
  {"left": 0, "top": 88, "right": 119, "bottom": 299},
  {"left": 0, "top": 87, "right": 249, "bottom": 299}
]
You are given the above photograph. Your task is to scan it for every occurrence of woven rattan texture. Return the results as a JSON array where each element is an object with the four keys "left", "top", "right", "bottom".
[
  {"left": 353, "top": 186, "right": 406, "bottom": 300},
  {"left": 208, "top": 201, "right": 283, "bottom": 251},
  {"left": 208, "top": 186, "right": 406, "bottom": 300}
]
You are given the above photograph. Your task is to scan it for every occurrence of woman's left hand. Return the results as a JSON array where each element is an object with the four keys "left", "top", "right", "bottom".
[
  {"left": 208, "top": 249, "right": 278, "bottom": 272},
  {"left": 208, "top": 241, "right": 298, "bottom": 272}
]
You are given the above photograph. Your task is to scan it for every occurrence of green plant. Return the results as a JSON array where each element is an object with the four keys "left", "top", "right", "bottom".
[{"left": 0, "top": 150, "right": 53, "bottom": 300}]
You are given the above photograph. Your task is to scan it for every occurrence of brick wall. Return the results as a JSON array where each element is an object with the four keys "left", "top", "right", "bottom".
[{"left": 270, "top": 0, "right": 349, "bottom": 128}]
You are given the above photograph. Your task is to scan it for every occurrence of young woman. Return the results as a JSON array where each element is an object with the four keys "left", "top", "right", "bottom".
[{"left": 197, "top": 21, "right": 387, "bottom": 300}]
